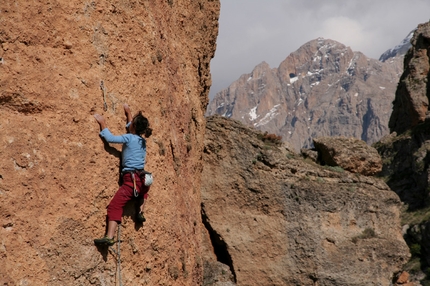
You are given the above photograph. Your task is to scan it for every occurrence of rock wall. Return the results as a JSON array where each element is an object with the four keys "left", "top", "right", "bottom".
[
  {"left": 201, "top": 115, "right": 410, "bottom": 286},
  {"left": 376, "top": 22, "right": 430, "bottom": 209},
  {"left": 0, "top": 1, "right": 219, "bottom": 285},
  {"left": 374, "top": 22, "right": 430, "bottom": 284},
  {"left": 389, "top": 23, "right": 430, "bottom": 134}
]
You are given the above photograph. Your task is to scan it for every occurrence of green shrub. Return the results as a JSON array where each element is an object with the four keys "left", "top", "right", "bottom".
[
  {"left": 361, "top": 228, "right": 376, "bottom": 238},
  {"left": 410, "top": 243, "right": 422, "bottom": 257},
  {"left": 324, "top": 165, "right": 344, "bottom": 173}
]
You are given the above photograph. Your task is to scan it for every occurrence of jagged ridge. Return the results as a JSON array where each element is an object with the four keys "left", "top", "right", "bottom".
[{"left": 207, "top": 37, "right": 405, "bottom": 151}]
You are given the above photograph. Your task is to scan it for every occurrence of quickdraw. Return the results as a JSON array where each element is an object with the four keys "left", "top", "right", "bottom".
[
  {"left": 131, "top": 172, "right": 139, "bottom": 198},
  {"left": 131, "top": 171, "right": 153, "bottom": 198},
  {"left": 100, "top": 80, "right": 108, "bottom": 111}
]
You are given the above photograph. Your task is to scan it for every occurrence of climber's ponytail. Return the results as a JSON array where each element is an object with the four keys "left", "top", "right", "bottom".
[{"left": 132, "top": 111, "right": 152, "bottom": 137}]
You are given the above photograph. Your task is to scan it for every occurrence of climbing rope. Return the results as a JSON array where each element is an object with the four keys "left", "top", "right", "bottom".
[
  {"left": 117, "top": 225, "right": 122, "bottom": 286},
  {"left": 109, "top": 225, "right": 122, "bottom": 286}
]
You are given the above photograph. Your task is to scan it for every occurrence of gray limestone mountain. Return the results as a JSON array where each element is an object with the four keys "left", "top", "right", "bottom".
[{"left": 206, "top": 37, "right": 406, "bottom": 151}]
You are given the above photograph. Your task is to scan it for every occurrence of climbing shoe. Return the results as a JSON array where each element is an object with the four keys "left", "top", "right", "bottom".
[
  {"left": 94, "top": 236, "right": 115, "bottom": 246},
  {"left": 136, "top": 212, "right": 146, "bottom": 223}
]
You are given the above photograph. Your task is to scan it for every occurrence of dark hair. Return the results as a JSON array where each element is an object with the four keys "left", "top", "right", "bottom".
[{"left": 133, "top": 111, "right": 152, "bottom": 138}]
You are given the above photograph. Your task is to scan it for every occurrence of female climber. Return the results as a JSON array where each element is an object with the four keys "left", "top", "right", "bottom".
[{"left": 93, "top": 104, "right": 152, "bottom": 246}]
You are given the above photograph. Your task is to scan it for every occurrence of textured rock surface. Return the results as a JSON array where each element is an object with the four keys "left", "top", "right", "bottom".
[
  {"left": 375, "top": 22, "right": 430, "bottom": 209},
  {"left": 207, "top": 38, "right": 404, "bottom": 151},
  {"left": 0, "top": 1, "right": 219, "bottom": 285},
  {"left": 375, "top": 22, "right": 430, "bottom": 285},
  {"left": 313, "top": 136, "right": 382, "bottom": 176},
  {"left": 202, "top": 115, "right": 410, "bottom": 286},
  {"left": 389, "top": 23, "right": 430, "bottom": 134}
]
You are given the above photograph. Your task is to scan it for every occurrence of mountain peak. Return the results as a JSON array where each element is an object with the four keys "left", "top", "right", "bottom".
[
  {"left": 207, "top": 37, "right": 404, "bottom": 151},
  {"left": 379, "top": 29, "right": 414, "bottom": 62}
]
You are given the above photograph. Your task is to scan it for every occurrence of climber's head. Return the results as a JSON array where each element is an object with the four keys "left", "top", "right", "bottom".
[{"left": 130, "top": 111, "right": 152, "bottom": 138}]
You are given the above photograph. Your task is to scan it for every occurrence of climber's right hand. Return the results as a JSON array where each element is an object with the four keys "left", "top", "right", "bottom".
[{"left": 94, "top": 114, "right": 107, "bottom": 130}]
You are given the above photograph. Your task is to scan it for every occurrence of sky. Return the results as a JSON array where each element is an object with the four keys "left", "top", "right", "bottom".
[{"left": 209, "top": 0, "right": 430, "bottom": 100}]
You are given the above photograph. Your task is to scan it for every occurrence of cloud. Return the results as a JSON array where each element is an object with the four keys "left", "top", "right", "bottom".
[
  {"left": 315, "top": 16, "right": 369, "bottom": 52},
  {"left": 209, "top": 0, "right": 430, "bottom": 100}
]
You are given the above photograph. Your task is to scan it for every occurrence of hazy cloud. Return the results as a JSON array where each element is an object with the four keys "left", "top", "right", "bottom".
[
  {"left": 209, "top": 0, "right": 430, "bottom": 99},
  {"left": 317, "top": 17, "right": 368, "bottom": 51}
]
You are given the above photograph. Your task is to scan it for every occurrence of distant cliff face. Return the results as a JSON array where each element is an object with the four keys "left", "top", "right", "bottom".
[
  {"left": 375, "top": 22, "right": 430, "bottom": 283},
  {"left": 206, "top": 38, "right": 404, "bottom": 151},
  {"left": 0, "top": 1, "right": 219, "bottom": 285},
  {"left": 201, "top": 115, "right": 409, "bottom": 286},
  {"left": 389, "top": 24, "right": 430, "bottom": 134},
  {"left": 377, "top": 22, "right": 430, "bottom": 208}
]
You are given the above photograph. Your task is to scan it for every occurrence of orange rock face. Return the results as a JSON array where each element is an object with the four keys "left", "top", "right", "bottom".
[
  {"left": 0, "top": 1, "right": 219, "bottom": 285},
  {"left": 396, "top": 271, "right": 410, "bottom": 284}
]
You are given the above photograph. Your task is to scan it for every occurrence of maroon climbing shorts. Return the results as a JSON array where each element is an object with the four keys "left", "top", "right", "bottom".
[{"left": 107, "top": 172, "right": 150, "bottom": 222}]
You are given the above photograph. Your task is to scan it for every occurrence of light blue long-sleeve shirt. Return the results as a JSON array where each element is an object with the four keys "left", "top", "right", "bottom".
[{"left": 100, "top": 126, "right": 146, "bottom": 172}]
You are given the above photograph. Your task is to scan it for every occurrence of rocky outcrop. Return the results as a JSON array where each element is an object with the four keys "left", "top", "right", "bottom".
[
  {"left": 313, "top": 136, "right": 382, "bottom": 176},
  {"left": 376, "top": 22, "right": 430, "bottom": 208},
  {"left": 0, "top": 1, "right": 219, "bottom": 285},
  {"left": 201, "top": 115, "right": 410, "bottom": 286},
  {"left": 389, "top": 23, "right": 430, "bottom": 134},
  {"left": 206, "top": 37, "right": 404, "bottom": 151},
  {"left": 375, "top": 22, "right": 430, "bottom": 284}
]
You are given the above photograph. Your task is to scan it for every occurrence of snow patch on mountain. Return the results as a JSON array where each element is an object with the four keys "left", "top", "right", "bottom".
[
  {"left": 255, "top": 104, "right": 280, "bottom": 127},
  {"left": 249, "top": 106, "right": 258, "bottom": 121}
]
